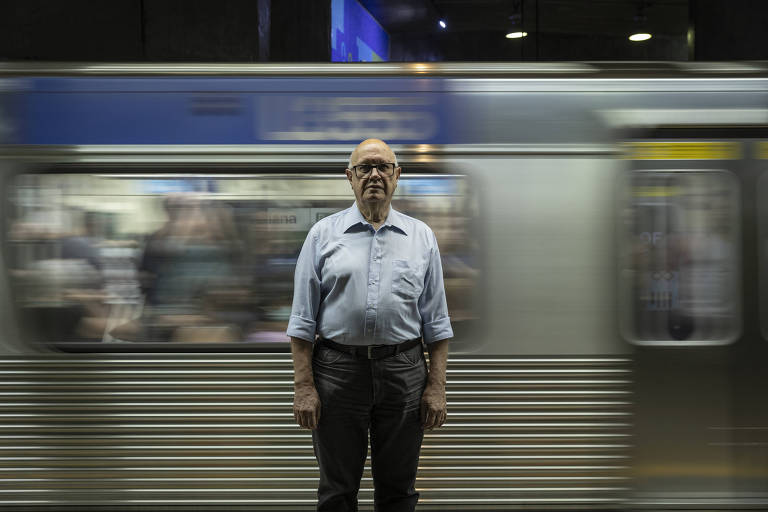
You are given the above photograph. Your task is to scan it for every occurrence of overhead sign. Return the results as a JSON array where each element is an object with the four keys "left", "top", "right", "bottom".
[{"left": 331, "top": 0, "right": 389, "bottom": 62}]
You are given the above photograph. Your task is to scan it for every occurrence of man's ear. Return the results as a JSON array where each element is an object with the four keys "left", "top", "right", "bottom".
[{"left": 345, "top": 168, "right": 354, "bottom": 185}]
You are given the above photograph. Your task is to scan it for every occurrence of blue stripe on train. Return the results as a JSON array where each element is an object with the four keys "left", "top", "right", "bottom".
[{"left": 13, "top": 77, "right": 450, "bottom": 145}]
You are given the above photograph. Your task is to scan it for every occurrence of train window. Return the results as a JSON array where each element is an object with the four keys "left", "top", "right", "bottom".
[
  {"left": 620, "top": 170, "right": 740, "bottom": 345},
  {"left": 5, "top": 171, "right": 480, "bottom": 351}
]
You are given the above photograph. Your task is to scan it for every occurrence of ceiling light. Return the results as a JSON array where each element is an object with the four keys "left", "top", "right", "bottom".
[
  {"left": 439, "top": 19, "right": 446, "bottom": 29},
  {"left": 629, "top": 32, "right": 652, "bottom": 41},
  {"left": 506, "top": 31, "right": 528, "bottom": 39}
]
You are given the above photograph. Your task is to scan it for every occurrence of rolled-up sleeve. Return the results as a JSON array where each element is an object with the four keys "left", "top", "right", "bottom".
[
  {"left": 286, "top": 228, "right": 321, "bottom": 343},
  {"left": 418, "top": 231, "right": 454, "bottom": 344}
]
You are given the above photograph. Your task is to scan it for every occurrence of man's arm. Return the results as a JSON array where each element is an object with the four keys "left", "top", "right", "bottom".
[
  {"left": 286, "top": 227, "right": 322, "bottom": 430},
  {"left": 290, "top": 337, "right": 321, "bottom": 430},
  {"left": 418, "top": 229, "right": 453, "bottom": 430},
  {"left": 421, "top": 338, "right": 449, "bottom": 430}
]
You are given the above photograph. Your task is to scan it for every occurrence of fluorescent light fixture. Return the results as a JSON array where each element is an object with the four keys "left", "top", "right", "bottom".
[
  {"left": 439, "top": 19, "right": 446, "bottom": 29},
  {"left": 629, "top": 33, "right": 652, "bottom": 41},
  {"left": 506, "top": 31, "right": 528, "bottom": 39}
]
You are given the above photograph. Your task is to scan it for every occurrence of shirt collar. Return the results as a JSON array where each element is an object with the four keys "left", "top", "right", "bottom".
[{"left": 343, "top": 202, "right": 407, "bottom": 235}]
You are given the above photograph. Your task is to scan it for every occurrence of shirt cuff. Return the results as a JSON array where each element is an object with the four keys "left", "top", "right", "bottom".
[
  {"left": 286, "top": 315, "right": 317, "bottom": 343},
  {"left": 422, "top": 316, "right": 453, "bottom": 344}
]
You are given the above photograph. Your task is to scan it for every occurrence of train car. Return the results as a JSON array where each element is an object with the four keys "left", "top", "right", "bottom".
[{"left": 0, "top": 62, "right": 766, "bottom": 510}]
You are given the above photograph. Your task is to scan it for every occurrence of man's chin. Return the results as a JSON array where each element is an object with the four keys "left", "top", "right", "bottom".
[{"left": 360, "top": 193, "right": 388, "bottom": 205}]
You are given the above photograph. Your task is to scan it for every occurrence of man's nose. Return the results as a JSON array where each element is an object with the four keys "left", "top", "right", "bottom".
[{"left": 368, "top": 166, "right": 383, "bottom": 179}]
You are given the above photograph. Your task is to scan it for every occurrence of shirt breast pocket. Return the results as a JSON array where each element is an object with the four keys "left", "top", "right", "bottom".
[{"left": 391, "top": 259, "right": 424, "bottom": 300}]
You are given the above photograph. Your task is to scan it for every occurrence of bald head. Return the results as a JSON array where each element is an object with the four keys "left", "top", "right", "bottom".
[
  {"left": 345, "top": 138, "right": 401, "bottom": 215},
  {"left": 348, "top": 139, "right": 398, "bottom": 169}
]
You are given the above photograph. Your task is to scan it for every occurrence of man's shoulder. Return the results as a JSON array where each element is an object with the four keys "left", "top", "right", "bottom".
[
  {"left": 307, "top": 207, "right": 351, "bottom": 239},
  {"left": 391, "top": 209, "right": 435, "bottom": 238}
]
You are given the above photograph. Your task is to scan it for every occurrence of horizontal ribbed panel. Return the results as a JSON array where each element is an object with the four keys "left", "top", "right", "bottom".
[{"left": 0, "top": 355, "right": 631, "bottom": 510}]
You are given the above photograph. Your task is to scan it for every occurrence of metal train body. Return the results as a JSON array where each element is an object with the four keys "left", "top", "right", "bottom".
[{"left": 0, "top": 62, "right": 766, "bottom": 510}]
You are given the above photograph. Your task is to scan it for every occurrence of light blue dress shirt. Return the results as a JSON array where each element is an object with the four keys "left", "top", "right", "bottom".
[{"left": 286, "top": 203, "right": 453, "bottom": 346}]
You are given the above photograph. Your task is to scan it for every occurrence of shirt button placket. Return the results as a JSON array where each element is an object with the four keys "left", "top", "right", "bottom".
[{"left": 364, "top": 229, "right": 382, "bottom": 342}]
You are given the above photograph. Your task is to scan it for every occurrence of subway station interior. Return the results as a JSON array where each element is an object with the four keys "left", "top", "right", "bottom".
[{"left": 1, "top": 1, "right": 768, "bottom": 511}]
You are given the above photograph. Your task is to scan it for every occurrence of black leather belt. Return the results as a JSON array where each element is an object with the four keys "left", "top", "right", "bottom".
[{"left": 317, "top": 337, "right": 423, "bottom": 360}]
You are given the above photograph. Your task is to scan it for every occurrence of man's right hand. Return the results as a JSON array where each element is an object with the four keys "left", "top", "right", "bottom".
[{"left": 293, "top": 383, "right": 321, "bottom": 430}]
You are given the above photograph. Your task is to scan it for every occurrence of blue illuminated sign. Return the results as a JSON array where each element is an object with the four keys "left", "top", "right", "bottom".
[{"left": 331, "top": 0, "right": 389, "bottom": 62}]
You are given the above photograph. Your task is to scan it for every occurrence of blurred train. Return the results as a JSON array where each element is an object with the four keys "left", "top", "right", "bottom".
[{"left": 0, "top": 62, "right": 766, "bottom": 510}]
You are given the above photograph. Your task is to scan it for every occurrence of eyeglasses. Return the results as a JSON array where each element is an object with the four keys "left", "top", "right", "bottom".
[{"left": 351, "top": 162, "right": 397, "bottom": 178}]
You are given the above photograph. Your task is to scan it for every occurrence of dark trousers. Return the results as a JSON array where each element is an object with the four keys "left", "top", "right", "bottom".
[{"left": 311, "top": 342, "right": 428, "bottom": 512}]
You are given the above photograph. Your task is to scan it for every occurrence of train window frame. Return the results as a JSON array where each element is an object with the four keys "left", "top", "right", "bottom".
[
  {"left": 619, "top": 168, "right": 742, "bottom": 346},
  {"left": 4, "top": 164, "right": 483, "bottom": 353}
]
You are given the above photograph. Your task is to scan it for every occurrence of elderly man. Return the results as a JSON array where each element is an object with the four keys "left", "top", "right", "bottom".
[{"left": 287, "top": 138, "right": 452, "bottom": 511}]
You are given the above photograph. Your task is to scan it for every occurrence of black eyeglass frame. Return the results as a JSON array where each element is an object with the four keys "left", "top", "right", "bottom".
[{"left": 350, "top": 162, "right": 398, "bottom": 178}]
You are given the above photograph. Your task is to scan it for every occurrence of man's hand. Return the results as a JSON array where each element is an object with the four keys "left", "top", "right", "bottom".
[
  {"left": 420, "top": 381, "right": 446, "bottom": 430},
  {"left": 293, "top": 383, "right": 321, "bottom": 430},
  {"left": 421, "top": 338, "right": 449, "bottom": 430},
  {"left": 290, "top": 337, "right": 321, "bottom": 430}
]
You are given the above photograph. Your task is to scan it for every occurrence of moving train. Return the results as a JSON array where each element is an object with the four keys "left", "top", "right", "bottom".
[{"left": 0, "top": 62, "right": 766, "bottom": 510}]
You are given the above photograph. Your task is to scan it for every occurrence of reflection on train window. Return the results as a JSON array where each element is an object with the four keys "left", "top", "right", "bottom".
[
  {"left": 6, "top": 173, "right": 479, "bottom": 348},
  {"left": 620, "top": 170, "right": 739, "bottom": 345}
]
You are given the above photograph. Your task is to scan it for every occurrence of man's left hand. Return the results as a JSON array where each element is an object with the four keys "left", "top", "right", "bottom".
[{"left": 420, "top": 381, "right": 447, "bottom": 430}]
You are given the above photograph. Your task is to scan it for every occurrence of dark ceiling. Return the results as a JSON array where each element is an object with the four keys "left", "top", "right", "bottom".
[
  {"left": 362, "top": 0, "right": 688, "bottom": 36},
  {"left": 3, "top": 0, "right": 765, "bottom": 63},
  {"left": 360, "top": 0, "right": 691, "bottom": 61}
]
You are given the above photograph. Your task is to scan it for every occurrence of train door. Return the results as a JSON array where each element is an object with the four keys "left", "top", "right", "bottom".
[{"left": 621, "top": 133, "right": 767, "bottom": 508}]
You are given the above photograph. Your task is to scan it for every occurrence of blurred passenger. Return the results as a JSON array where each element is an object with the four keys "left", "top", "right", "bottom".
[
  {"left": 133, "top": 193, "right": 244, "bottom": 342},
  {"left": 198, "top": 200, "right": 254, "bottom": 332},
  {"left": 9, "top": 205, "right": 107, "bottom": 341},
  {"left": 60, "top": 211, "right": 110, "bottom": 341},
  {"left": 61, "top": 211, "right": 103, "bottom": 270}
]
